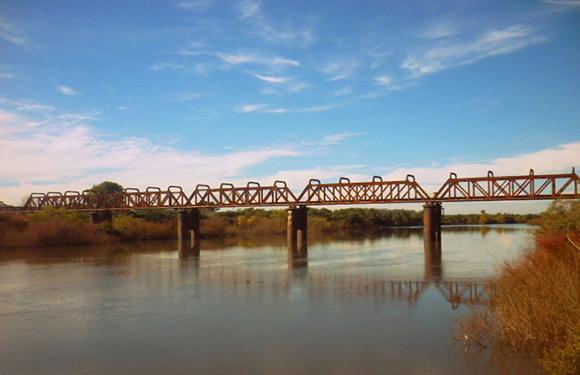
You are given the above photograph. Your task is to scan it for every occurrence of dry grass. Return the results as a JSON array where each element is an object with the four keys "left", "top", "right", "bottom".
[
  {"left": 457, "top": 201, "right": 580, "bottom": 374},
  {"left": 0, "top": 210, "right": 175, "bottom": 248},
  {"left": 0, "top": 213, "right": 110, "bottom": 248}
]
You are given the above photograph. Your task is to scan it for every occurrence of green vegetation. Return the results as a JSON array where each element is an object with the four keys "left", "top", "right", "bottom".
[
  {"left": 90, "top": 181, "right": 124, "bottom": 195},
  {"left": 443, "top": 210, "right": 537, "bottom": 225},
  {"left": 457, "top": 200, "right": 580, "bottom": 375}
]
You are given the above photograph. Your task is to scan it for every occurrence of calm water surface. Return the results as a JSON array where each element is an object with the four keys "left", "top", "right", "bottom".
[{"left": 0, "top": 226, "right": 544, "bottom": 374}]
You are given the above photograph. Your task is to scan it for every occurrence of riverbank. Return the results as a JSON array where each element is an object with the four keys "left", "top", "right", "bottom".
[
  {"left": 457, "top": 200, "right": 580, "bottom": 374},
  {"left": 0, "top": 207, "right": 539, "bottom": 249}
]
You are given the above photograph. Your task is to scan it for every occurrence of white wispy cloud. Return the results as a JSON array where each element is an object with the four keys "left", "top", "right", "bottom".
[
  {"left": 176, "top": 0, "right": 213, "bottom": 11},
  {"left": 56, "top": 111, "right": 99, "bottom": 125},
  {"left": 318, "top": 132, "right": 363, "bottom": 145},
  {"left": 151, "top": 62, "right": 186, "bottom": 71},
  {"left": 262, "top": 105, "right": 334, "bottom": 114},
  {"left": 18, "top": 103, "right": 56, "bottom": 112},
  {"left": 401, "top": 25, "right": 547, "bottom": 78},
  {"left": 236, "top": 0, "right": 313, "bottom": 47},
  {"left": 250, "top": 73, "right": 290, "bottom": 83},
  {"left": 57, "top": 86, "right": 82, "bottom": 96},
  {"left": 0, "top": 72, "right": 17, "bottom": 79},
  {"left": 217, "top": 51, "right": 301, "bottom": 67},
  {"left": 542, "top": 0, "right": 580, "bottom": 10},
  {"left": 374, "top": 75, "right": 393, "bottom": 86},
  {"left": 235, "top": 104, "right": 268, "bottom": 113},
  {"left": 419, "top": 21, "right": 459, "bottom": 39},
  {"left": 0, "top": 98, "right": 56, "bottom": 112},
  {"left": 165, "top": 92, "right": 207, "bottom": 101},
  {"left": 300, "top": 132, "right": 364, "bottom": 147},
  {"left": 238, "top": 0, "right": 261, "bottom": 18},
  {"left": 322, "top": 60, "right": 360, "bottom": 81},
  {"left": 0, "top": 18, "right": 26, "bottom": 45},
  {"left": 0, "top": 109, "right": 302, "bottom": 204},
  {"left": 261, "top": 81, "right": 309, "bottom": 95},
  {"left": 334, "top": 86, "right": 352, "bottom": 97},
  {"left": 160, "top": 48, "right": 301, "bottom": 78}
]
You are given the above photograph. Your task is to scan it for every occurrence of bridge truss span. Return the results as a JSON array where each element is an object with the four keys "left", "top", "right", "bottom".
[
  {"left": 433, "top": 169, "right": 579, "bottom": 202},
  {"left": 189, "top": 181, "right": 297, "bottom": 208},
  {"left": 296, "top": 175, "right": 430, "bottom": 205}
]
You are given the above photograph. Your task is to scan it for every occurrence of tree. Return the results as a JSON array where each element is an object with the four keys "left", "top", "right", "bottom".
[
  {"left": 479, "top": 210, "right": 491, "bottom": 225},
  {"left": 0, "top": 201, "right": 8, "bottom": 207},
  {"left": 90, "top": 181, "right": 124, "bottom": 196},
  {"left": 496, "top": 213, "right": 507, "bottom": 224}
]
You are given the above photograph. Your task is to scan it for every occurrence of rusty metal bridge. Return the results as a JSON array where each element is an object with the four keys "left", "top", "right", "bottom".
[
  {"left": 2, "top": 168, "right": 578, "bottom": 258},
  {"left": 16, "top": 168, "right": 580, "bottom": 212}
]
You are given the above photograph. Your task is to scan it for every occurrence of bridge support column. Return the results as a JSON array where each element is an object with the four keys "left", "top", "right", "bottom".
[
  {"left": 288, "top": 206, "right": 308, "bottom": 256},
  {"left": 89, "top": 210, "right": 112, "bottom": 225},
  {"left": 178, "top": 209, "right": 200, "bottom": 257},
  {"left": 423, "top": 202, "right": 442, "bottom": 242}
]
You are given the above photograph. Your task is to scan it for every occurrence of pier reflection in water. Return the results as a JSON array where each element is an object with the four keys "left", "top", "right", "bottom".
[{"left": 0, "top": 225, "right": 541, "bottom": 374}]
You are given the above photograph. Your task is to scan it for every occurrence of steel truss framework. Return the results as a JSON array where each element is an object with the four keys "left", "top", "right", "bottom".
[{"left": 13, "top": 169, "right": 580, "bottom": 212}]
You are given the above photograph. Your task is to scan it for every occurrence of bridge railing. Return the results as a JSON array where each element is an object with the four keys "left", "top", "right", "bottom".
[
  {"left": 434, "top": 168, "right": 580, "bottom": 201},
  {"left": 297, "top": 175, "right": 431, "bottom": 205}
]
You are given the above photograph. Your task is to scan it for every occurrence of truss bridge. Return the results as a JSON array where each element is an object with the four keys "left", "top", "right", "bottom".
[
  {"left": 17, "top": 169, "right": 579, "bottom": 212},
  {"left": 2, "top": 168, "right": 578, "bottom": 258}
]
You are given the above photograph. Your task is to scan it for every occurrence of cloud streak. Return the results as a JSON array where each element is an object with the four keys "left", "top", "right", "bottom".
[
  {"left": 176, "top": 0, "right": 213, "bottom": 11},
  {"left": 57, "top": 86, "right": 82, "bottom": 96},
  {"left": 251, "top": 73, "right": 290, "bottom": 83},
  {"left": 402, "top": 25, "right": 547, "bottom": 78},
  {"left": 235, "top": 104, "right": 268, "bottom": 113},
  {"left": 322, "top": 60, "right": 360, "bottom": 81},
  {"left": 262, "top": 105, "right": 334, "bottom": 114},
  {"left": 236, "top": 0, "right": 314, "bottom": 47},
  {"left": 0, "top": 18, "right": 26, "bottom": 45}
]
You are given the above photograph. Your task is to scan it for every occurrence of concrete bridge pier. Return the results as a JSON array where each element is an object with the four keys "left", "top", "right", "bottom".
[
  {"left": 288, "top": 206, "right": 308, "bottom": 256},
  {"left": 89, "top": 210, "right": 112, "bottom": 224},
  {"left": 423, "top": 202, "right": 442, "bottom": 242},
  {"left": 178, "top": 209, "right": 201, "bottom": 256}
]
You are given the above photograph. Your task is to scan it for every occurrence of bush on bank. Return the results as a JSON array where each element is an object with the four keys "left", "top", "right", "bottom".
[
  {"left": 457, "top": 200, "right": 580, "bottom": 375},
  {"left": 0, "top": 208, "right": 174, "bottom": 248}
]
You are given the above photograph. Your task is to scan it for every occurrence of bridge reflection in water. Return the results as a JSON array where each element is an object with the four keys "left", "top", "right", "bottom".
[{"left": 179, "top": 233, "right": 491, "bottom": 310}]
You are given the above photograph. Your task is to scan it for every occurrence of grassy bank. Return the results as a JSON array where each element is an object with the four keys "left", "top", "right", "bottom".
[
  {"left": 457, "top": 200, "right": 580, "bottom": 374},
  {"left": 0, "top": 206, "right": 539, "bottom": 249}
]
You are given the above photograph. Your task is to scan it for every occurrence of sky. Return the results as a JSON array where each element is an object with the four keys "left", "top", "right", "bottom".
[{"left": 0, "top": 0, "right": 579, "bottom": 213}]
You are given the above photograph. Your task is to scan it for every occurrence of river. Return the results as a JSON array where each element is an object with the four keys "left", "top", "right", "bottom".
[{"left": 0, "top": 225, "right": 544, "bottom": 374}]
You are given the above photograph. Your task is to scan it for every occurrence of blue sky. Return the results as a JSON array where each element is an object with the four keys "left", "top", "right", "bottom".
[{"left": 0, "top": 0, "right": 579, "bottom": 213}]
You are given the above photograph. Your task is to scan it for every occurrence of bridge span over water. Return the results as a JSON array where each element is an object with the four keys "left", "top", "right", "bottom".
[{"left": 2, "top": 169, "right": 578, "bottom": 257}]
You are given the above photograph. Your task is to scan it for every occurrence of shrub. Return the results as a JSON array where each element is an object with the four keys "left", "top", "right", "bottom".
[{"left": 113, "top": 215, "right": 174, "bottom": 240}]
